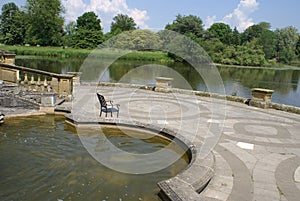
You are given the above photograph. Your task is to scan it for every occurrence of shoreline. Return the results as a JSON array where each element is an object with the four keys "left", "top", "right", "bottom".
[{"left": 3, "top": 45, "right": 300, "bottom": 69}]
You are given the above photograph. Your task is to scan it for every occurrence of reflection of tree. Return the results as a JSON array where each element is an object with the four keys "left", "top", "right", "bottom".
[
  {"left": 291, "top": 70, "right": 300, "bottom": 91},
  {"left": 108, "top": 60, "right": 204, "bottom": 90},
  {"left": 16, "top": 57, "right": 85, "bottom": 74},
  {"left": 218, "top": 66, "right": 299, "bottom": 95}
]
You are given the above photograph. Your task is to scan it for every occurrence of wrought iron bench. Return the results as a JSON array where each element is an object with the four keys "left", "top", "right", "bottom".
[{"left": 96, "top": 93, "right": 120, "bottom": 118}]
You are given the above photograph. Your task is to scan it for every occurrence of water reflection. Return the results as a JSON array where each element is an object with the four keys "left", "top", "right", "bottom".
[{"left": 15, "top": 56, "right": 300, "bottom": 107}]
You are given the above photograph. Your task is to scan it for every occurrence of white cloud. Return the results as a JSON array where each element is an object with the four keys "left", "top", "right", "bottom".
[
  {"left": 62, "top": 0, "right": 149, "bottom": 32},
  {"left": 222, "top": 0, "right": 259, "bottom": 32},
  {"left": 205, "top": 15, "right": 217, "bottom": 29}
]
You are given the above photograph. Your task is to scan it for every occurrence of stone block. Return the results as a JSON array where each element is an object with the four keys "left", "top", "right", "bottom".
[{"left": 155, "top": 77, "right": 173, "bottom": 88}]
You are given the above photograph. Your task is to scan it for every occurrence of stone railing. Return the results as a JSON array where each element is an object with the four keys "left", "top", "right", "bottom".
[{"left": 0, "top": 63, "right": 77, "bottom": 100}]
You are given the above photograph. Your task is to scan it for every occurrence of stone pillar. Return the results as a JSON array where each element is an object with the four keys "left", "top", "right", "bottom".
[
  {"left": 250, "top": 88, "right": 274, "bottom": 109},
  {"left": 40, "top": 93, "right": 57, "bottom": 114},
  {"left": 67, "top": 72, "right": 82, "bottom": 86},
  {"left": 155, "top": 77, "right": 174, "bottom": 88}
]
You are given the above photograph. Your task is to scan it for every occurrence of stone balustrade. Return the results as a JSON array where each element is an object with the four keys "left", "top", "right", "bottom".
[{"left": 0, "top": 63, "right": 77, "bottom": 100}]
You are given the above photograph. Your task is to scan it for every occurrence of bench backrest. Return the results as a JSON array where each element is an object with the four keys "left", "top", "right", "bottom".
[{"left": 96, "top": 93, "right": 107, "bottom": 107}]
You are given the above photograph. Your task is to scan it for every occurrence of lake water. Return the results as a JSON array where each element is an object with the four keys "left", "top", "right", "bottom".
[
  {"left": 0, "top": 115, "right": 188, "bottom": 201},
  {"left": 15, "top": 56, "right": 300, "bottom": 108}
]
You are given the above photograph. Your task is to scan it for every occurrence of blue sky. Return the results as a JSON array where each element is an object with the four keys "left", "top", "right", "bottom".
[{"left": 1, "top": 0, "right": 300, "bottom": 33}]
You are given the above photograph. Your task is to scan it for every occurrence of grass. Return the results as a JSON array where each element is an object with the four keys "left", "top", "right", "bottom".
[{"left": 0, "top": 45, "right": 173, "bottom": 62}]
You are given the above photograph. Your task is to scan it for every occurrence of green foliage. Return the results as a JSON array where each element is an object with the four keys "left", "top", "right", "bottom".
[
  {"left": 165, "top": 14, "right": 204, "bottom": 38},
  {"left": 71, "top": 29, "right": 104, "bottom": 49},
  {"left": 109, "top": 30, "right": 162, "bottom": 50},
  {"left": 0, "top": 2, "right": 25, "bottom": 45},
  {"left": 258, "top": 30, "right": 276, "bottom": 59},
  {"left": 76, "top": 12, "right": 102, "bottom": 31},
  {"left": 71, "top": 12, "right": 104, "bottom": 49},
  {"left": 110, "top": 14, "right": 136, "bottom": 34},
  {"left": 218, "top": 43, "right": 267, "bottom": 66},
  {"left": 24, "top": 0, "right": 64, "bottom": 46},
  {"left": 232, "top": 27, "right": 241, "bottom": 46},
  {"left": 207, "top": 23, "right": 232, "bottom": 45},
  {"left": 296, "top": 38, "right": 300, "bottom": 59},
  {"left": 274, "top": 26, "right": 299, "bottom": 64},
  {"left": 1, "top": 45, "right": 171, "bottom": 62},
  {"left": 63, "top": 21, "right": 76, "bottom": 47}
]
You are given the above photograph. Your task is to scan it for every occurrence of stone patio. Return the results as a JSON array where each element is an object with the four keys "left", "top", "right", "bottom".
[{"left": 2, "top": 84, "right": 300, "bottom": 201}]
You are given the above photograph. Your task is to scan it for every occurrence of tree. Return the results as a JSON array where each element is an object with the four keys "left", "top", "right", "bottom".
[
  {"left": 296, "top": 37, "right": 300, "bottom": 59},
  {"left": 0, "top": 2, "right": 25, "bottom": 45},
  {"left": 76, "top": 11, "right": 101, "bottom": 31},
  {"left": 242, "top": 22, "right": 271, "bottom": 43},
  {"left": 275, "top": 26, "right": 299, "bottom": 63},
  {"left": 110, "top": 29, "right": 162, "bottom": 50},
  {"left": 258, "top": 29, "right": 276, "bottom": 59},
  {"left": 63, "top": 21, "right": 76, "bottom": 47},
  {"left": 71, "top": 12, "right": 104, "bottom": 49},
  {"left": 207, "top": 23, "right": 232, "bottom": 45},
  {"left": 24, "top": 0, "right": 64, "bottom": 46},
  {"left": 165, "top": 14, "right": 204, "bottom": 39},
  {"left": 110, "top": 14, "right": 136, "bottom": 34},
  {"left": 231, "top": 27, "right": 241, "bottom": 46}
]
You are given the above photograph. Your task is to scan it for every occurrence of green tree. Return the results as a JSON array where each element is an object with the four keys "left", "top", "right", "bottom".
[
  {"left": 110, "top": 14, "right": 136, "bottom": 34},
  {"left": 76, "top": 11, "right": 101, "bottom": 30},
  {"left": 110, "top": 29, "right": 162, "bottom": 50},
  {"left": 24, "top": 0, "right": 64, "bottom": 46},
  {"left": 258, "top": 29, "right": 276, "bottom": 59},
  {"left": 275, "top": 26, "right": 299, "bottom": 63},
  {"left": 232, "top": 27, "right": 241, "bottom": 46},
  {"left": 207, "top": 23, "right": 232, "bottom": 45},
  {"left": 218, "top": 42, "right": 267, "bottom": 66},
  {"left": 63, "top": 21, "right": 76, "bottom": 47},
  {"left": 296, "top": 37, "right": 300, "bottom": 59},
  {"left": 242, "top": 22, "right": 271, "bottom": 43},
  {"left": 165, "top": 14, "right": 204, "bottom": 39},
  {"left": 0, "top": 2, "right": 25, "bottom": 45},
  {"left": 71, "top": 12, "right": 104, "bottom": 49}
]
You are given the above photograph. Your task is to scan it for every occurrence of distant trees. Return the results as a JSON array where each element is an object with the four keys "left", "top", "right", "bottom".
[
  {"left": 110, "top": 29, "right": 162, "bottom": 50},
  {"left": 70, "top": 12, "right": 104, "bottom": 49},
  {"left": 110, "top": 14, "right": 136, "bottom": 34},
  {"left": 0, "top": 2, "right": 25, "bottom": 45},
  {"left": 207, "top": 23, "right": 232, "bottom": 45},
  {"left": 24, "top": 0, "right": 64, "bottom": 46},
  {"left": 0, "top": 1, "right": 299, "bottom": 66},
  {"left": 165, "top": 14, "right": 204, "bottom": 39},
  {"left": 274, "top": 26, "right": 299, "bottom": 63}
]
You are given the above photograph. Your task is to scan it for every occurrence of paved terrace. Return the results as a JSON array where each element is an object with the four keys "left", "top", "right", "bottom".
[{"left": 3, "top": 84, "right": 300, "bottom": 201}]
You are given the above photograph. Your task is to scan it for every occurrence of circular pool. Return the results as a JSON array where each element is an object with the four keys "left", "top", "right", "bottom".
[{"left": 0, "top": 115, "right": 189, "bottom": 201}]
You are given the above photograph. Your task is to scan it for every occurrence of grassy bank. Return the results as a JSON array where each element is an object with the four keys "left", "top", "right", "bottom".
[{"left": 1, "top": 45, "right": 173, "bottom": 62}]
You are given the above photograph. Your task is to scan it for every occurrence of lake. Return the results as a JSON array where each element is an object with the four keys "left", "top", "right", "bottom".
[{"left": 15, "top": 56, "right": 300, "bottom": 108}]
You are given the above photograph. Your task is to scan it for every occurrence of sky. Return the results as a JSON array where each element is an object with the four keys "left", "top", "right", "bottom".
[{"left": 1, "top": 0, "right": 300, "bottom": 33}]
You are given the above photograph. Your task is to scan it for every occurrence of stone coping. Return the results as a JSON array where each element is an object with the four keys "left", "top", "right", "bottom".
[
  {"left": 251, "top": 88, "right": 274, "bottom": 93},
  {"left": 65, "top": 115, "right": 215, "bottom": 201}
]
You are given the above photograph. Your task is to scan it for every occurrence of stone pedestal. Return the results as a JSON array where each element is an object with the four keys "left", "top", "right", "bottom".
[
  {"left": 250, "top": 88, "right": 274, "bottom": 109},
  {"left": 155, "top": 77, "right": 173, "bottom": 88},
  {"left": 40, "top": 93, "right": 57, "bottom": 114}
]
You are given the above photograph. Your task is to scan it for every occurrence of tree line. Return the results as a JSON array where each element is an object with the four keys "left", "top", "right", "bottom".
[{"left": 0, "top": 1, "right": 300, "bottom": 66}]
